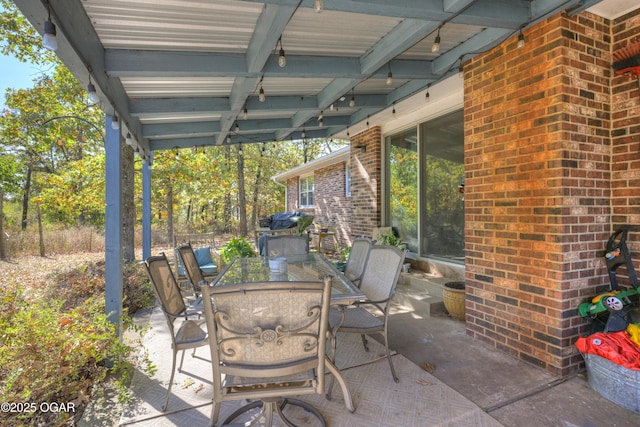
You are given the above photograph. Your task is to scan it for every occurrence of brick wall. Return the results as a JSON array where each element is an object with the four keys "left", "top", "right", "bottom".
[
  {"left": 464, "top": 10, "right": 626, "bottom": 376},
  {"left": 284, "top": 162, "right": 351, "bottom": 250},
  {"left": 314, "top": 162, "right": 351, "bottom": 249},
  {"left": 611, "top": 9, "right": 640, "bottom": 237},
  {"left": 349, "top": 126, "right": 383, "bottom": 239}
]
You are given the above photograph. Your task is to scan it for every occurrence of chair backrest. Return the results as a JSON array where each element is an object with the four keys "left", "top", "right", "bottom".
[
  {"left": 173, "top": 232, "right": 216, "bottom": 250},
  {"left": 344, "top": 238, "right": 372, "bottom": 283},
  {"left": 143, "top": 254, "right": 187, "bottom": 320},
  {"left": 201, "top": 277, "right": 331, "bottom": 391},
  {"left": 177, "top": 243, "right": 206, "bottom": 286},
  {"left": 264, "top": 235, "right": 310, "bottom": 257},
  {"left": 359, "top": 245, "right": 406, "bottom": 306}
]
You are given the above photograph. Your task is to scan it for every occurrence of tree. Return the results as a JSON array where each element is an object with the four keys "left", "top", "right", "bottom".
[
  {"left": 0, "top": 152, "right": 21, "bottom": 258},
  {"left": 1, "top": 66, "right": 104, "bottom": 229}
]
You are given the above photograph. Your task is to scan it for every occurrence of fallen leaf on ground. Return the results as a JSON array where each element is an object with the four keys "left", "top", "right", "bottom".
[{"left": 421, "top": 362, "right": 436, "bottom": 373}]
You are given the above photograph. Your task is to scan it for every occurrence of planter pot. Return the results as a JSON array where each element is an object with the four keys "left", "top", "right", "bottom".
[{"left": 443, "top": 281, "right": 466, "bottom": 321}]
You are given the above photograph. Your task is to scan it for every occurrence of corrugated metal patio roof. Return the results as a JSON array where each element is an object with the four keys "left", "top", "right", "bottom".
[{"left": 14, "top": 0, "right": 607, "bottom": 159}]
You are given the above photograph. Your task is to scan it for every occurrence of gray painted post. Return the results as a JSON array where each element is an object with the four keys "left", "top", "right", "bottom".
[
  {"left": 104, "top": 115, "right": 123, "bottom": 336},
  {"left": 142, "top": 152, "right": 152, "bottom": 260}
]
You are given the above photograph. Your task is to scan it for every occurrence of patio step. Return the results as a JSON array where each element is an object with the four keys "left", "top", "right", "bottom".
[{"left": 394, "top": 270, "right": 452, "bottom": 316}]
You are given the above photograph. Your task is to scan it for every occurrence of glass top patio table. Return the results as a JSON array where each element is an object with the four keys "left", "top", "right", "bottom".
[{"left": 211, "top": 253, "right": 365, "bottom": 305}]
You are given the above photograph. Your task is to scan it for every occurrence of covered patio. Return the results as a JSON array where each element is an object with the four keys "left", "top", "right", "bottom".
[{"left": 14, "top": 0, "right": 640, "bottom": 408}]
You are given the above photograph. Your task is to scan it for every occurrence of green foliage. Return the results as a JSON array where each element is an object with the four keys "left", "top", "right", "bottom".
[
  {"left": 339, "top": 245, "right": 352, "bottom": 263},
  {"left": 375, "top": 229, "right": 406, "bottom": 250},
  {"left": 220, "top": 236, "right": 256, "bottom": 264},
  {"left": 0, "top": 260, "right": 155, "bottom": 426},
  {"left": 294, "top": 215, "right": 314, "bottom": 235}
]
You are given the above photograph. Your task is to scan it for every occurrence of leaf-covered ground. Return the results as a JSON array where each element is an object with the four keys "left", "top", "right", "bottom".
[{"left": 0, "top": 252, "right": 106, "bottom": 289}]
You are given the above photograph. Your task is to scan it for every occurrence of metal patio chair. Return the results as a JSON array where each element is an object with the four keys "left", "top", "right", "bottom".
[
  {"left": 329, "top": 245, "right": 406, "bottom": 384},
  {"left": 264, "top": 234, "right": 310, "bottom": 257},
  {"left": 176, "top": 242, "right": 217, "bottom": 300},
  {"left": 201, "top": 276, "right": 354, "bottom": 426},
  {"left": 343, "top": 238, "right": 372, "bottom": 286},
  {"left": 142, "top": 254, "right": 209, "bottom": 411}
]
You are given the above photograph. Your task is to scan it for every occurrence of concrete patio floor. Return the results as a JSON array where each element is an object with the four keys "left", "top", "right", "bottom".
[{"left": 80, "top": 271, "right": 640, "bottom": 427}]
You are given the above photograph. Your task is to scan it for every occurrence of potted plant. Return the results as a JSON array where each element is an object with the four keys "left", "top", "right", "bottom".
[
  {"left": 443, "top": 281, "right": 466, "bottom": 320},
  {"left": 293, "top": 215, "right": 314, "bottom": 236},
  {"left": 220, "top": 237, "right": 256, "bottom": 265},
  {"left": 375, "top": 229, "right": 406, "bottom": 250}
]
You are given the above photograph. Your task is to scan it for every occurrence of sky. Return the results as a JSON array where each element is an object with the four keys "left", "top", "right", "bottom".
[{"left": 1, "top": 53, "right": 46, "bottom": 110}]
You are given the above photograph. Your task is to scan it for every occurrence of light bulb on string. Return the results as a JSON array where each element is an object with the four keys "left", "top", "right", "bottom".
[
  {"left": 43, "top": 1, "right": 57, "bottom": 52},
  {"left": 517, "top": 30, "right": 525, "bottom": 48},
  {"left": 277, "top": 37, "right": 286, "bottom": 67},
  {"left": 432, "top": 29, "right": 441, "bottom": 53}
]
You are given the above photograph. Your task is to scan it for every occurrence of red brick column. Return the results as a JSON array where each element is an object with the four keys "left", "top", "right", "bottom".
[
  {"left": 349, "top": 126, "right": 382, "bottom": 240},
  {"left": 611, "top": 9, "right": 640, "bottom": 238},
  {"left": 464, "top": 12, "right": 615, "bottom": 375}
]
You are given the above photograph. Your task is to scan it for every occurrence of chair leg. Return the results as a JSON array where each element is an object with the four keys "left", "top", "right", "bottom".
[
  {"left": 382, "top": 331, "right": 399, "bottom": 383},
  {"left": 360, "top": 334, "right": 370, "bottom": 352},
  {"left": 209, "top": 399, "right": 220, "bottom": 427},
  {"left": 325, "top": 359, "right": 356, "bottom": 413},
  {"left": 163, "top": 349, "right": 178, "bottom": 411},
  {"left": 178, "top": 348, "right": 187, "bottom": 371},
  {"left": 278, "top": 398, "right": 327, "bottom": 427}
]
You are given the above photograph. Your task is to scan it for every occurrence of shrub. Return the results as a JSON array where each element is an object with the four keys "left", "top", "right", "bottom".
[
  {"left": 220, "top": 236, "right": 256, "bottom": 264},
  {"left": 0, "top": 260, "right": 155, "bottom": 426}
]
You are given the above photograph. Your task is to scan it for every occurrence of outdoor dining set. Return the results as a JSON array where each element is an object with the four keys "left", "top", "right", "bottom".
[{"left": 142, "top": 234, "right": 406, "bottom": 426}]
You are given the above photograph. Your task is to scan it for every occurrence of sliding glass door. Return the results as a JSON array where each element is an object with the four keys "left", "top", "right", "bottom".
[
  {"left": 386, "top": 128, "right": 418, "bottom": 253},
  {"left": 420, "top": 110, "right": 464, "bottom": 260}
]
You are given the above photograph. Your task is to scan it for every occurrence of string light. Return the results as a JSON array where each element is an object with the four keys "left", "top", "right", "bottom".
[
  {"left": 277, "top": 37, "right": 286, "bottom": 67},
  {"left": 314, "top": 0, "right": 323, "bottom": 13},
  {"left": 425, "top": 84, "right": 431, "bottom": 102},
  {"left": 87, "top": 74, "right": 100, "bottom": 104},
  {"left": 517, "top": 30, "right": 525, "bottom": 48},
  {"left": 258, "top": 76, "right": 266, "bottom": 102},
  {"left": 42, "top": 1, "right": 57, "bottom": 51},
  {"left": 386, "top": 62, "right": 393, "bottom": 85},
  {"left": 432, "top": 28, "right": 441, "bottom": 53}
]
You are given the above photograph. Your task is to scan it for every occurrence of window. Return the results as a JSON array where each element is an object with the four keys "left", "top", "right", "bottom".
[
  {"left": 383, "top": 109, "right": 464, "bottom": 262},
  {"left": 345, "top": 164, "right": 351, "bottom": 197},
  {"left": 385, "top": 128, "right": 419, "bottom": 253},
  {"left": 300, "top": 176, "right": 315, "bottom": 207},
  {"left": 420, "top": 110, "right": 464, "bottom": 261}
]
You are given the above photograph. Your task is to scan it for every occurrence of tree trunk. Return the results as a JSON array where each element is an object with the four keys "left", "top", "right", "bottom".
[
  {"left": 166, "top": 186, "right": 174, "bottom": 244},
  {"left": 37, "top": 203, "right": 45, "bottom": 257},
  {"left": 223, "top": 146, "right": 233, "bottom": 233},
  {"left": 0, "top": 189, "right": 5, "bottom": 259},
  {"left": 122, "top": 142, "right": 135, "bottom": 261},
  {"left": 21, "top": 167, "right": 31, "bottom": 230},
  {"left": 250, "top": 154, "right": 263, "bottom": 231},
  {"left": 237, "top": 146, "right": 247, "bottom": 237}
]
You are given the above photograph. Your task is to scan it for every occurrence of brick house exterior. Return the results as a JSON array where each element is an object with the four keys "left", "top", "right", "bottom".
[
  {"left": 462, "top": 9, "right": 640, "bottom": 376},
  {"left": 276, "top": 8, "right": 640, "bottom": 376},
  {"left": 275, "top": 147, "right": 352, "bottom": 251}
]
